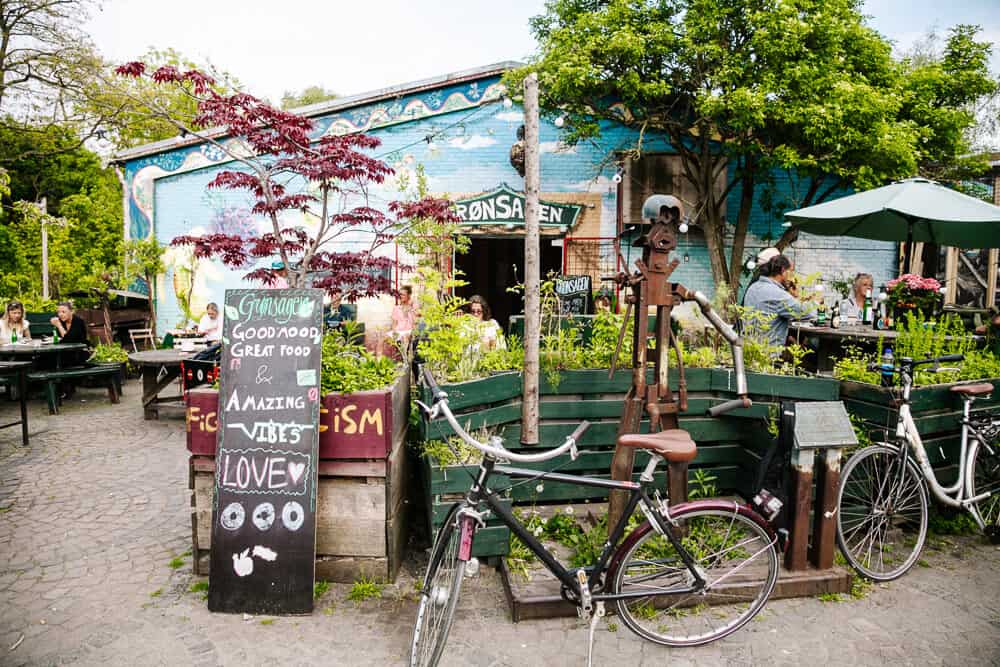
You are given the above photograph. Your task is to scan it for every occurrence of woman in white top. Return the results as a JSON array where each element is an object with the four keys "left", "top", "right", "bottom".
[
  {"left": 840, "top": 273, "right": 873, "bottom": 320},
  {"left": 0, "top": 301, "right": 31, "bottom": 342},
  {"left": 468, "top": 295, "right": 506, "bottom": 351},
  {"left": 198, "top": 302, "right": 222, "bottom": 342}
]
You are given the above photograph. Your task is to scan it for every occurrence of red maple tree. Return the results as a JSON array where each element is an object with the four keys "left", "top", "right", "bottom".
[{"left": 115, "top": 62, "right": 458, "bottom": 299}]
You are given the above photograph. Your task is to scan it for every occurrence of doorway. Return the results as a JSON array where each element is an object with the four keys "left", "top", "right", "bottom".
[{"left": 455, "top": 236, "right": 563, "bottom": 332}]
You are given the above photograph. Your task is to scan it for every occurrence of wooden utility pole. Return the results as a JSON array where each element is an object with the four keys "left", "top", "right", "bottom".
[{"left": 521, "top": 73, "right": 540, "bottom": 445}]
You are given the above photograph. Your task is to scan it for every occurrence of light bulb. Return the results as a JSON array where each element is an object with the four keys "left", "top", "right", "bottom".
[
  {"left": 502, "top": 97, "right": 513, "bottom": 109},
  {"left": 746, "top": 260, "right": 756, "bottom": 271},
  {"left": 878, "top": 291, "right": 889, "bottom": 302},
  {"left": 554, "top": 115, "right": 565, "bottom": 128},
  {"left": 612, "top": 172, "right": 623, "bottom": 184},
  {"left": 683, "top": 253, "right": 690, "bottom": 263},
  {"left": 678, "top": 222, "right": 689, "bottom": 234}
]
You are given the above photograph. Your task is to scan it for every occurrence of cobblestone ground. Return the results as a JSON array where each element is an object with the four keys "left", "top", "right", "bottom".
[{"left": 2, "top": 382, "right": 999, "bottom": 666}]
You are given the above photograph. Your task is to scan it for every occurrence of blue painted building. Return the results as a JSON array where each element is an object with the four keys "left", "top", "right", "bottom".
[{"left": 115, "top": 62, "right": 897, "bottom": 333}]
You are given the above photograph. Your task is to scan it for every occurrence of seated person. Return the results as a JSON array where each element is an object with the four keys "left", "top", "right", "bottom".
[
  {"left": 324, "top": 291, "right": 357, "bottom": 329},
  {"left": 467, "top": 295, "right": 506, "bottom": 351},
  {"left": 50, "top": 301, "right": 89, "bottom": 345},
  {"left": 839, "top": 273, "right": 873, "bottom": 320},
  {"left": 0, "top": 300, "right": 31, "bottom": 342},
  {"left": 593, "top": 290, "right": 613, "bottom": 313},
  {"left": 48, "top": 301, "right": 90, "bottom": 398},
  {"left": 741, "top": 254, "right": 814, "bottom": 348},
  {"left": 198, "top": 302, "right": 222, "bottom": 342}
]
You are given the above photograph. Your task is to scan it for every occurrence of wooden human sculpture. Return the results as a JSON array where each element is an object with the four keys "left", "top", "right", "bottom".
[{"left": 606, "top": 195, "right": 749, "bottom": 528}]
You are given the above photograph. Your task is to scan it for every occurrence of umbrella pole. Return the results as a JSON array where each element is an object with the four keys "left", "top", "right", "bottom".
[{"left": 902, "top": 225, "right": 914, "bottom": 275}]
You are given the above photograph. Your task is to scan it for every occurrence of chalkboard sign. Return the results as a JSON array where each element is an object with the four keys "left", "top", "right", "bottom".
[
  {"left": 208, "top": 288, "right": 324, "bottom": 614},
  {"left": 555, "top": 274, "right": 591, "bottom": 315}
]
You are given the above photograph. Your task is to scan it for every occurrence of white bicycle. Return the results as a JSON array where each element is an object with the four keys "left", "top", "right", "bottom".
[{"left": 836, "top": 353, "right": 1000, "bottom": 581}]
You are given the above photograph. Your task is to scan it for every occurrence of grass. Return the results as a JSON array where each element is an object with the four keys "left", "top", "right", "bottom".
[
  {"left": 817, "top": 592, "right": 844, "bottom": 602},
  {"left": 260, "top": 619, "right": 275, "bottom": 626},
  {"left": 348, "top": 575, "right": 383, "bottom": 603},
  {"left": 313, "top": 580, "right": 330, "bottom": 600},
  {"left": 149, "top": 588, "right": 163, "bottom": 598},
  {"left": 917, "top": 558, "right": 931, "bottom": 568},
  {"left": 189, "top": 580, "right": 209, "bottom": 600},
  {"left": 167, "top": 556, "right": 185, "bottom": 569}
]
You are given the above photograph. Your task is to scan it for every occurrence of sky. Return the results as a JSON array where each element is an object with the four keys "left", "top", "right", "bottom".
[{"left": 85, "top": 0, "right": 1000, "bottom": 105}]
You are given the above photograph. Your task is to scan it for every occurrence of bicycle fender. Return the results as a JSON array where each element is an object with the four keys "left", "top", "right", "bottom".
[{"left": 606, "top": 499, "right": 776, "bottom": 579}]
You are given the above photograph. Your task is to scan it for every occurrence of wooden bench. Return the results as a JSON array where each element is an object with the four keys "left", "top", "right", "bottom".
[{"left": 28, "top": 365, "right": 122, "bottom": 415}]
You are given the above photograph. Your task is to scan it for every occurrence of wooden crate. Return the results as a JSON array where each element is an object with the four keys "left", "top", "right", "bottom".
[{"left": 188, "top": 374, "right": 411, "bottom": 583}]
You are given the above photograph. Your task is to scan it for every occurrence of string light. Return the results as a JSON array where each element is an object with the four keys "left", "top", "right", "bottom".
[
  {"left": 554, "top": 114, "right": 566, "bottom": 128},
  {"left": 678, "top": 222, "right": 689, "bottom": 234},
  {"left": 611, "top": 166, "right": 624, "bottom": 184},
  {"left": 502, "top": 96, "right": 513, "bottom": 109},
  {"left": 746, "top": 259, "right": 756, "bottom": 270}
]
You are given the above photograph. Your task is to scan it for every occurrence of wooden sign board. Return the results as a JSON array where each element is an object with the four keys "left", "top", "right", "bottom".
[
  {"left": 555, "top": 274, "right": 591, "bottom": 315},
  {"left": 208, "top": 288, "right": 324, "bottom": 614}
]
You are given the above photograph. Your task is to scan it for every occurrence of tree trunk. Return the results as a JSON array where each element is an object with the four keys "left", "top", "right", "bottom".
[
  {"left": 728, "top": 166, "right": 755, "bottom": 296},
  {"left": 521, "top": 73, "right": 541, "bottom": 446}
]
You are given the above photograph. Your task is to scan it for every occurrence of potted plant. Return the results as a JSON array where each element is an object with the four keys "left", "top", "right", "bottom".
[{"left": 886, "top": 273, "right": 943, "bottom": 320}]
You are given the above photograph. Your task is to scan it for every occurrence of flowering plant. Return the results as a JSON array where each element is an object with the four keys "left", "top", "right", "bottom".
[{"left": 885, "top": 274, "right": 942, "bottom": 315}]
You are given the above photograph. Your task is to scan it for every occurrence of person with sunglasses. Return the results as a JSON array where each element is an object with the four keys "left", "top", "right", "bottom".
[{"left": 1, "top": 301, "right": 31, "bottom": 343}]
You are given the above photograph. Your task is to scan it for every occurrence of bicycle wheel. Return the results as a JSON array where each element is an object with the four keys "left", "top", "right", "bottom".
[
  {"left": 836, "top": 444, "right": 928, "bottom": 581},
  {"left": 968, "top": 439, "right": 1000, "bottom": 540},
  {"left": 612, "top": 506, "right": 778, "bottom": 647},
  {"left": 410, "top": 507, "right": 468, "bottom": 667}
]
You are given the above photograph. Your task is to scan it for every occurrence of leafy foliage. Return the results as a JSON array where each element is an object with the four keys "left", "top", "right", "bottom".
[
  {"left": 89, "top": 343, "right": 129, "bottom": 364},
  {"left": 320, "top": 331, "right": 400, "bottom": 394},
  {"left": 511, "top": 1, "right": 997, "bottom": 292},
  {"left": 0, "top": 124, "right": 123, "bottom": 303}
]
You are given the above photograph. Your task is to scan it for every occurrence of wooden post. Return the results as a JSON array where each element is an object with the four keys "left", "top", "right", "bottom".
[
  {"left": 810, "top": 448, "right": 842, "bottom": 570},
  {"left": 785, "top": 448, "right": 815, "bottom": 571},
  {"left": 520, "top": 73, "right": 541, "bottom": 446},
  {"left": 945, "top": 247, "right": 959, "bottom": 305}
]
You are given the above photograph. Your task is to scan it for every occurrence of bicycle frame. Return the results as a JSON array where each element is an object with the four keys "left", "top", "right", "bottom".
[
  {"left": 890, "top": 371, "right": 992, "bottom": 529},
  {"left": 454, "top": 451, "right": 775, "bottom": 604}
]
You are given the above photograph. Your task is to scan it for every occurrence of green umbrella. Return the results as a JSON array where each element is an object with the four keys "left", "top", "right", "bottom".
[{"left": 784, "top": 178, "right": 1000, "bottom": 249}]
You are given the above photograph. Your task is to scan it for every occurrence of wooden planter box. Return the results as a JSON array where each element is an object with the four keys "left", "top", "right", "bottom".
[
  {"left": 186, "top": 373, "right": 409, "bottom": 460},
  {"left": 185, "top": 372, "right": 410, "bottom": 582},
  {"left": 419, "top": 367, "right": 839, "bottom": 558},
  {"left": 841, "top": 377, "right": 1000, "bottom": 478}
]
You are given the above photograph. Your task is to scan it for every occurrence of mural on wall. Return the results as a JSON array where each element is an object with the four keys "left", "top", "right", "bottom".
[{"left": 123, "top": 68, "right": 897, "bottom": 331}]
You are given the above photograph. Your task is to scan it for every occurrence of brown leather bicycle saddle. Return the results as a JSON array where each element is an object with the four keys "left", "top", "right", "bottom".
[
  {"left": 950, "top": 383, "right": 994, "bottom": 396},
  {"left": 617, "top": 430, "right": 697, "bottom": 462}
]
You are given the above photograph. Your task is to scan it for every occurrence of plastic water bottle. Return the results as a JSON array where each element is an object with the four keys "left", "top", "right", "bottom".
[{"left": 880, "top": 347, "right": 895, "bottom": 387}]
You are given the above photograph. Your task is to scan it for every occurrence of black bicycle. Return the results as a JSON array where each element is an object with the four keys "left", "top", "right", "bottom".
[{"left": 411, "top": 369, "right": 780, "bottom": 667}]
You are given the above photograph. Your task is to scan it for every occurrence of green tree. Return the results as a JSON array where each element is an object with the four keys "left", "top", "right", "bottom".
[
  {"left": 280, "top": 85, "right": 338, "bottom": 110},
  {"left": 514, "top": 1, "right": 996, "bottom": 293},
  {"left": 82, "top": 47, "right": 242, "bottom": 151},
  {"left": 124, "top": 237, "right": 165, "bottom": 331},
  {"left": 0, "top": 124, "right": 123, "bottom": 300},
  {"left": 0, "top": 1, "right": 106, "bottom": 140}
]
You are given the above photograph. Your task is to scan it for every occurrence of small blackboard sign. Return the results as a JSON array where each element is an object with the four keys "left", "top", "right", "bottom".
[
  {"left": 208, "top": 288, "right": 324, "bottom": 614},
  {"left": 555, "top": 274, "right": 591, "bottom": 315}
]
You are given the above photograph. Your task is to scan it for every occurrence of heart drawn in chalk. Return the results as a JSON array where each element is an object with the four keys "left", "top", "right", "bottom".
[{"left": 288, "top": 461, "right": 306, "bottom": 485}]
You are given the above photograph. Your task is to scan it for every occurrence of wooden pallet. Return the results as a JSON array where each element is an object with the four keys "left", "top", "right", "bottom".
[{"left": 497, "top": 558, "right": 853, "bottom": 622}]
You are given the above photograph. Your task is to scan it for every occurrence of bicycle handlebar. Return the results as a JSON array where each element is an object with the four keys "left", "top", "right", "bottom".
[
  {"left": 419, "top": 367, "right": 591, "bottom": 463},
  {"left": 871, "top": 354, "right": 966, "bottom": 375},
  {"left": 707, "top": 397, "right": 752, "bottom": 417}
]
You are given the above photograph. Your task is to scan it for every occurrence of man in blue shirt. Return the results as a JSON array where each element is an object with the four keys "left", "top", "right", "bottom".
[{"left": 742, "top": 254, "right": 814, "bottom": 348}]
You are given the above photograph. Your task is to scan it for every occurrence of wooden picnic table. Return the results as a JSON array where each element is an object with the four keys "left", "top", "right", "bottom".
[
  {"left": 790, "top": 322, "right": 983, "bottom": 372},
  {"left": 128, "top": 349, "right": 195, "bottom": 420},
  {"left": 0, "top": 360, "right": 31, "bottom": 446},
  {"left": 0, "top": 341, "right": 89, "bottom": 370}
]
